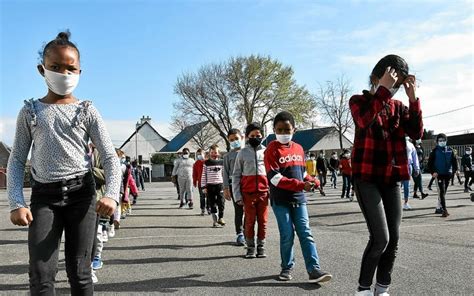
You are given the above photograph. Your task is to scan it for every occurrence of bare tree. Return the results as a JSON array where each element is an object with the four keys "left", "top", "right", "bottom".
[
  {"left": 174, "top": 63, "right": 236, "bottom": 150},
  {"left": 314, "top": 75, "right": 354, "bottom": 149}
]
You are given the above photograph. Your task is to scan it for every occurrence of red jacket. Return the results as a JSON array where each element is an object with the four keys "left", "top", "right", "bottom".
[
  {"left": 193, "top": 159, "right": 205, "bottom": 187},
  {"left": 349, "top": 86, "right": 423, "bottom": 184},
  {"left": 339, "top": 158, "right": 352, "bottom": 176}
]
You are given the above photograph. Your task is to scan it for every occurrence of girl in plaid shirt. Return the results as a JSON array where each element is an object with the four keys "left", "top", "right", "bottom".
[{"left": 350, "top": 55, "right": 423, "bottom": 296}]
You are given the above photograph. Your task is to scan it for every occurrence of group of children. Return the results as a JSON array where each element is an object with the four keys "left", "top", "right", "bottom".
[{"left": 7, "top": 30, "right": 460, "bottom": 296}]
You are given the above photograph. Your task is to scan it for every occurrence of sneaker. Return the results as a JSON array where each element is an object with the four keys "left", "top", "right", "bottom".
[
  {"left": 179, "top": 202, "right": 185, "bottom": 209},
  {"left": 402, "top": 203, "right": 412, "bottom": 211},
  {"left": 212, "top": 213, "right": 218, "bottom": 227},
  {"left": 132, "top": 198, "right": 137, "bottom": 205},
  {"left": 413, "top": 194, "right": 420, "bottom": 199},
  {"left": 434, "top": 208, "right": 443, "bottom": 214},
  {"left": 200, "top": 209, "right": 206, "bottom": 216},
  {"left": 107, "top": 224, "right": 115, "bottom": 238},
  {"left": 91, "top": 270, "right": 98, "bottom": 284},
  {"left": 320, "top": 190, "right": 326, "bottom": 197},
  {"left": 378, "top": 293, "right": 390, "bottom": 296},
  {"left": 120, "top": 214, "right": 126, "bottom": 219},
  {"left": 341, "top": 194, "right": 345, "bottom": 199},
  {"left": 236, "top": 234, "right": 245, "bottom": 246},
  {"left": 279, "top": 269, "right": 293, "bottom": 281},
  {"left": 421, "top": 193, "right": 429, "bottom": 200},
  {"left": 217, "top": 218, "right": 226, "bottom": 226},
  {"left": 427, "top": 186, "right": 432, "bottom": 191},
  {"left": 441, "top": 210, "right": 450, "bottom": 217},
  {"left": 207, "top": 208, "right": 212, "bottom": 215},
  {"left": 113, "top": 220, "right": 120, "bottom": 230},
  {"left": 354, "top": 290, "right": 373, "bottom": 296},
  {"left": 92, "top": 256, "right": 103, "bottom": 270},
  {"left": 127, "top": 207, "right": 132, "bottom": 216},
  {"left": 308, "top": 269, "right": 332, "bottom": 283},
  {"left": 465, "top": 188, "right": 470, "bottom": 193},
  {"left": 188, "top": 202, "right": 194, "bottom": 210},
  {"left": 245, "top": 247, "right": 256, "bottom": 259},
  {"left": 349, "top": 195, "right": 354, "bottom": 202},
  {"left": 256, "top": 245, "right": 267, "bottom": 258},
  {"left": 102, "top": 230, "right": 109, "bottom": 243}
]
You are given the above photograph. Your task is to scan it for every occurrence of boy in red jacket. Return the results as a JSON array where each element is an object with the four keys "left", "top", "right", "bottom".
[
  {"left": 264, "top": 111, "right": 332, "bottom": 284},
  {"left": 339, "top": 149, "right": 353, "bottom": 201}
]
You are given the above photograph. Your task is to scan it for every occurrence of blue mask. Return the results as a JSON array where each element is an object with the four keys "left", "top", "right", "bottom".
[
  {"left": 438, "top": 141, "right": 447, "bottom": 148},
  {"left": 230, "top": 140, "right": 241, "bottom": 150}
]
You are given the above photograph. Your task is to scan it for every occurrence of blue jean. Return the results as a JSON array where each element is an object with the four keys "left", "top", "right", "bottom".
[
  {"left": 342, "top": 174, "right": 351, "bottom": 197},
  {"left": 271, "top": 202, "right": 321, "bottom": 273},
  {"left": 330, "top": 170, "right": 337, "bottom": 187},
  {"left": 402, "top": 180, "right": 409, "bottom": 200}
]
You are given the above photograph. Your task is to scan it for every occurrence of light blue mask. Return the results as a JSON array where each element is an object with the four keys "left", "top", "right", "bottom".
[{"left": 230, "top": 140, "right": 241, "bottom": 150}]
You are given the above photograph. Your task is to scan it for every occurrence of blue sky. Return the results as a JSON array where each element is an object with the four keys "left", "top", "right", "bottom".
[{"left": 1, "top": 0, "right": 473, "bottom": 147}]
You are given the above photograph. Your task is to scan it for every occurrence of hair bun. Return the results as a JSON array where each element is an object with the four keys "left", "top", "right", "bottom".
[{"left": 56, "top": 30, "right": 71, "bottom": 41}]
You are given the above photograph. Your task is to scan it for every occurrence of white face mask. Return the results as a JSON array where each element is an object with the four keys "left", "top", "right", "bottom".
[
  {"left": 438, "top": 141, "right": 447, "bottom": 148},
  {"left": 182, "top": 154, "right": 189, "bottom": 159},
  {"left": 276, "top": 134, "right": 292, "bottom": 144},
  {"left": 42, "top": 65, "right": 80, "bottom": 95},
  {"left": 467, "top": 151, "right": 472, "bottom": 155},
  {"left": 197, "top": 155, "right": 204, "bottom": 160}
]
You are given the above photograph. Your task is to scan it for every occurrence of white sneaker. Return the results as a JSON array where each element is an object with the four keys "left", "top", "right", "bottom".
[
  {"left": 91, "top": 270, "right": 98, "bottom": 284},
  {"left": 403, "top": 203, "right": 412, "bottom": 210},
  {"left": 377, "top": 293, "right": 389, "bottom": 296},
  {"left": 355, "top": 290, "right": 373, "bottom": 296},
  {"left": 102, "top": 230, "right": 109, "bottom": 242},
  {"left": 107, "top": 224, "right": 115, "bottom": 238}
]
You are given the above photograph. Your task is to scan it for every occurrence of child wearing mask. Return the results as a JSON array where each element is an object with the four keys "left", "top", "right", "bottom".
[
  {"left": 223, "top": 128, "right": 245, "bottom": 245},
  {"left": 7, "top": 31, "right": 121, "bottom": 295},
  {"left": 461, "top": 147, "right": 473, "bottom": 193},
  {"left": 427, "top": 133, "right": 458, "bottom": 217},
  {"left": 172, "top": 148, "right": 195, "bottom": 209},
  {"left": 264, "top": 111, "right": 332, "bottom": 284},
  {"left": 232, "top": 123, "right": 269, "bottom": 258},
  {"left": 350, "top": 55, "right": 423, "bottom": 295},
  {"left": 202, "top": 145, "right": 226, "bottom": 227},
  {"left": 339, "top": 150, "right": 353, "bottom": 201},
  {"left": 328, "top": 152, "right": 340, "bottom": 189},
  {"left": 316, "top": 150, "right": 328, "bottom": 194},
  {"left": 193, "top": 148, "right": 209, "bottom": 215}
]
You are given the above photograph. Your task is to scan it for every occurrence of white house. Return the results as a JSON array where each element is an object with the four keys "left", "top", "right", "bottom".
[{"left": 119, "top": 116, "right": 169, "bottom": 164}]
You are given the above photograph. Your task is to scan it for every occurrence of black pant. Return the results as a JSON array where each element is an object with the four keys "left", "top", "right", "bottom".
[
  {"left": 207, "top": 184, "right": 225, "bottom": 219},
  {"left": 230, "top": 187, "right": 244, "bottom": 235},
  {"left": 318, "top": 171, "right": 327, "bottom": 188},
  {"left": 29, "top": 172, "right": 97, "bottom": 296},
  {"left": 436, "top": 175, "right": 451, "bottom": 211},
  {"left": 412, "top": 173, "right": 424, "bottom": 195},
  {"left": 342, "top": 174, "right": 351, "bottom": 197},
  {"left": 428, "top": 177, "right": 435, "bottom": 188},
  {"left": 198, "top": 187, "right": 208, "bottom": 210},
  {"left": 464, "top": 171, "right": 473, "bottom": 189},
  {"left": 354, "top": 178, "right": 402, "bottom": 289},
  {"left": 450, "top": 173, "right": 462, "bottom": 185}
]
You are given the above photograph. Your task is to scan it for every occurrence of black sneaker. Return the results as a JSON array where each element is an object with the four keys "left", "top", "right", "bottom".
[
  {"left": 308, "top": 269, "right": 332, "bottom": 283},
  {"left": 413, "top": 194, "right": 420, "bottom": 199},
  {"left": 256, "top": 245, "right": 267, "bottom": 258},
  {"left": 188, "top": 202, "right": 194, "bottom": 209},
  {"left": 278, "top": 269, "right": 292, "bottom": 281},
  {"left": 428, "top": 186, "right": 432, "bottom": 191},
  {"left": 421, "top": 193, "right": 429, "bottom": 199},
  {"left": 434, "top": 208, "right": 443, "bottom": 214},
  {"left": 245, "top": 247, "right": 256, "bottom": 259}
]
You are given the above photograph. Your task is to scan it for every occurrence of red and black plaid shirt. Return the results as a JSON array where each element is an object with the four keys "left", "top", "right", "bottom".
[{"left": 349, "top": 86, "right": 423, "bottom": 184}]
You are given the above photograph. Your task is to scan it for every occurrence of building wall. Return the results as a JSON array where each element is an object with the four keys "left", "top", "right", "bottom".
[{"left": 121, "top": 124, "right": 168, "bottom": 162}]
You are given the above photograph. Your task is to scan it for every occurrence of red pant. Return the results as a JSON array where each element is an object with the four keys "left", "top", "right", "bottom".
[{"left": 242, "top": 191, "right": 269, "bottom": 241}]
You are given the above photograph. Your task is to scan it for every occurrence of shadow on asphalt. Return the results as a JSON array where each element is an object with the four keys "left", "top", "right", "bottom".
[
  {"left": 0, "top": 239, "right": 28, "bottom": 245},
  {"left": 86, "top": 274, "right": 322, "bottom": 293},
  {"left": 105, "top": 241, "right": 236, "bottom": 251},
  {"left": 120, "top": 225, "right": 213, "bottom": 229},
  {"left": 104, "top": 255, "right": 243, "bottom": 266}
]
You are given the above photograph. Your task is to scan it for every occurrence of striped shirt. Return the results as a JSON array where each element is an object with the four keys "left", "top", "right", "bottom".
[{"left": 201, "top": 158, "right": 224, "bottom": 187}]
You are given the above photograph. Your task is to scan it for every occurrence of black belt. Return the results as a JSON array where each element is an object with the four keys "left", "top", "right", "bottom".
[{"left": 34, "top": 172, "right": 90, "bottom": 192}]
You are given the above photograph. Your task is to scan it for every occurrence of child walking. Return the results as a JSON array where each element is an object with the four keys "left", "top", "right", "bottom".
[
  {"left": 350, "top": 55, "right": 423, "bottom": 295},
  {"left": 7, "top": 31, "right": 121, "bottom": 295},
  {"left": 264, "top": 111, "right": 332, "bottom": 284},
  {"left": 232, "top": 123, "right": 269, "bottom": 258},
  {"left": 223, "top": 128, "right": 246, "bottom": 245},
  {"left": 201, "top": 145, "right": 226, "bottom": 227},
  {"left": 193, "top": 148, "right": 209, "bottom": 215},
  {"left": 172, "top": 148, "right": 195, "bottom": 209}
]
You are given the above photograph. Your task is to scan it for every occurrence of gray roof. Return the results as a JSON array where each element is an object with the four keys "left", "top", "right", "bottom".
[
  {"left": 160, "top": 121, "right": 209, "bottom": 153},
  {"left": 263, "top": 127, "right": 347, "bottom": 151}
]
